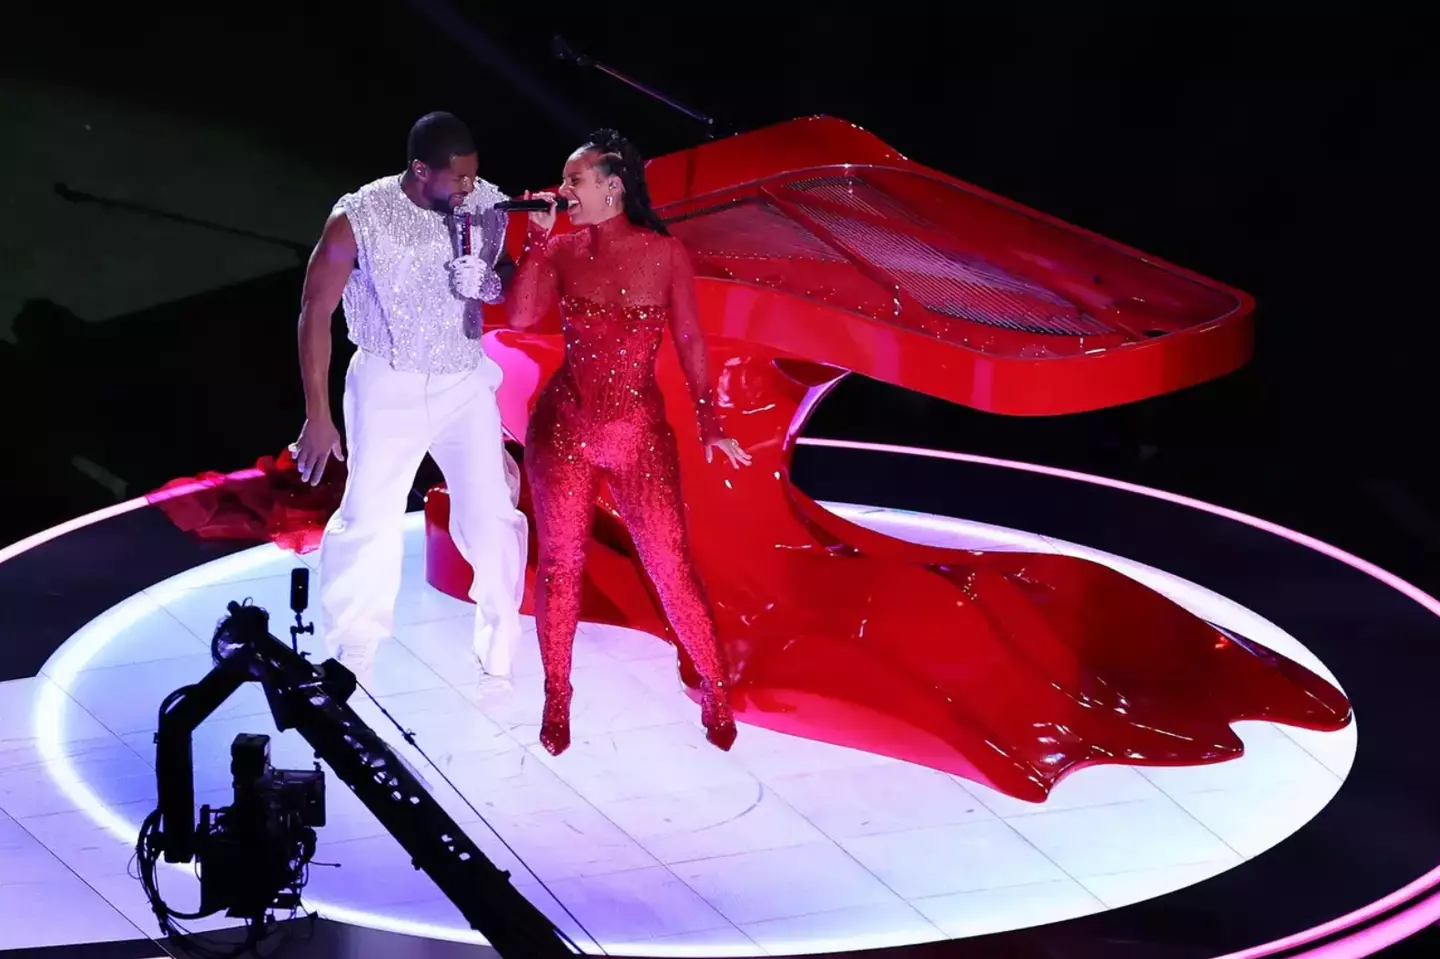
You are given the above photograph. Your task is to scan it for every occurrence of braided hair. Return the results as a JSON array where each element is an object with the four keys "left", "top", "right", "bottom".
[{"left": 581, "top": 128, "right": 669, "bottom": 235}]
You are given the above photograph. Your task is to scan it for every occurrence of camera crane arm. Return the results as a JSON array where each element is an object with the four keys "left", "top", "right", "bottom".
[
  {"left": 151, "top": 601, "right": 575, "bottom": 958},
  {"left": 155, "top": 656, "right": 252, "bottom": 864}
]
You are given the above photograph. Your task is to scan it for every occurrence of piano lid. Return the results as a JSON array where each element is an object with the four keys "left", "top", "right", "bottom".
[{"left": 644, "top": 116, "right": 1254, "bottom": 416}]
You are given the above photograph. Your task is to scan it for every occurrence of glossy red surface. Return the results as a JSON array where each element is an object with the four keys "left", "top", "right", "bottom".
[
  {"left": 151, "top": 448, "right": 343, "bottom": 554},
  {"left": 425, "top": 116, "right": 1347, "bottom": 801},
  {"left": 643, "top": 115, "right": 1255, "bottom": 417}
]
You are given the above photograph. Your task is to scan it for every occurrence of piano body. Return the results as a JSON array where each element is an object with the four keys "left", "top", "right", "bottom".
[
  {"left": 647, "top": 114, "right": 1254, "bottom": 416},
  {"left": 423, "top": 116, "right": 1346, "bottom": 803}
]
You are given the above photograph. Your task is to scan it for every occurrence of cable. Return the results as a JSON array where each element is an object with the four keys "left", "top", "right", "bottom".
[
  {"left": 135, "top": 800, "right": 318, "bottom": 959},
  {"left": 342, "top": 675, "right": 599, "bottom": 954},
  {"left": 146, "top": 594, "right": 583, "bottom": 957},
  {"left": 133, "top": 808, "right": 254, "bottom": 958}
]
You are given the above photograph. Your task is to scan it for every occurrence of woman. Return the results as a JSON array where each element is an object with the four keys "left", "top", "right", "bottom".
[{"left": 507, "top": 129, "right": 751, "bottom": 756}]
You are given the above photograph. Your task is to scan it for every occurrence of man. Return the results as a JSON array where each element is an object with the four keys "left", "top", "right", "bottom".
[{"left": 290, "top": 111, "right": 526, "bottom": 686}]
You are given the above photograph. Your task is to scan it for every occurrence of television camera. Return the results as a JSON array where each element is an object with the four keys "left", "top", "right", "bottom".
[{"left": 134, "top": 566, "right": 573, "bottom": 957}]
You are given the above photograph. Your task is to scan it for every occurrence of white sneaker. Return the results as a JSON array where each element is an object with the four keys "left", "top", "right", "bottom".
[
  {"left": 472, "top": 618, "right": 517, "bottom": 680},
  {"left": 472, "top": 659, "right": 514, "bottom": 696}
]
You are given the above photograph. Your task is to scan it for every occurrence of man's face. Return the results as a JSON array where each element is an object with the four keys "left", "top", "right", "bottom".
[{"left": 415, "top": 152, "right": 479, "bottom": 212}]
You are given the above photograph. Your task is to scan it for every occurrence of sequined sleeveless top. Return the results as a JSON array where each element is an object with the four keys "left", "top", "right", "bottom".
[{"left": 337, "top": 174, "right": 509, "bottom": 375}]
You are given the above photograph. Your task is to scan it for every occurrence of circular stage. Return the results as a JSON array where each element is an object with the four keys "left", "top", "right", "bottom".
[{"left": 0, "top": 440, "right": 1434, "bottom": 959}]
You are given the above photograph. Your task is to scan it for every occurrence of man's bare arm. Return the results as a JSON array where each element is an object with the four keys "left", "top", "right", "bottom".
[
  {"left": 298, "top": 210, "right": 356, "bottom": 423},
  {"left": 290, "top": 210, "right": 356, "bottom": 485}
]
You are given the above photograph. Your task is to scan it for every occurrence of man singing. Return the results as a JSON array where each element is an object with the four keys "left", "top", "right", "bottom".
[{"left": 290, "top": 111, "right": 526, "bottom": 686}]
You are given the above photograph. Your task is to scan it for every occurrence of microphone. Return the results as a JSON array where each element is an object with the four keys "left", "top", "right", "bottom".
[
  {"left": 493, "top": 197, "right": 571, "bottom": 214},
  {"left": 449, "top": 210, "right": 472, "bottom": 257}
]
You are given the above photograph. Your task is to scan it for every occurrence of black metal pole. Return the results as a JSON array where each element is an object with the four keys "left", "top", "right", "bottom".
[{"left": 552, "top": 35, "right": 724, "bottom": 140}]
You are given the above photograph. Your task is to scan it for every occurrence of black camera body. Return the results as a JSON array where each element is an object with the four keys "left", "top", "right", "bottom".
[{"left": 196, "top": 733, "right": 325, "bottom": 920}]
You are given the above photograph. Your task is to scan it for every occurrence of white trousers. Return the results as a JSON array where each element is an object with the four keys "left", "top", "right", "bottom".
[{"left": 318, "top": 348, "right": 527, "bottom": 678}]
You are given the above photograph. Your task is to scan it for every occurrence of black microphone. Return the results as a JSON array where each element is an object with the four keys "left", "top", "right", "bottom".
[{"left": 493, "top": 197, "right": 570, "bottom": 214}]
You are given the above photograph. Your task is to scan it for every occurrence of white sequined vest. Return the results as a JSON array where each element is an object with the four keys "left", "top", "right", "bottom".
[{"left": 337, "top": 174, "right": 509, "bottom": 374}]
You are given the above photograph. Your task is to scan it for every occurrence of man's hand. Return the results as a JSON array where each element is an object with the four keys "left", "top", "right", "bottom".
[
  {"left": 448, "top": 254, "right": 489, "bottom": 300},
  {"left": 297, "top": 210, "right": 355, "bottom": 481},
  {"left": 291, "top": 416, "right": 344, "bottom": 486}
]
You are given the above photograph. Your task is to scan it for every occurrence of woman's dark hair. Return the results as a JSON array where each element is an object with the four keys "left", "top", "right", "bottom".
[{"left": 581, "top": 128, "right": 669, "bottom": 235}]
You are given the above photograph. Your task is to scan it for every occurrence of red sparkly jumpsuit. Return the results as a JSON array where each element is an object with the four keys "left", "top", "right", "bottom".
[{"left": 507, "top": 214, "right": 736, "bottom": 756}]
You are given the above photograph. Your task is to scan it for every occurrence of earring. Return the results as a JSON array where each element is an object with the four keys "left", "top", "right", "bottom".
[{"left": 605, "top": 195, "right": 614, "bottom": 206}]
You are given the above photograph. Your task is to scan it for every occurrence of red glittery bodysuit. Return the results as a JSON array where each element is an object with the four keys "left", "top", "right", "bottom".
[{"left": 508, "top": 214, "right": 736, "bottom": 756}]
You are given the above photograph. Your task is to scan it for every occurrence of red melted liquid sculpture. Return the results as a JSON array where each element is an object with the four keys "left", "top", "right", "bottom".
[
  {"left": 151, "top": 448, "right": 344, "bottom": 555},
  {"left": 429, "top": 116, "right": 1348, "bottom": 801}
]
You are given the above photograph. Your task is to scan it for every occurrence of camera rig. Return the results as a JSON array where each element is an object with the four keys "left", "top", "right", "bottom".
[{"left": 137, "top": 571, "right": 573, "bottom": 958}]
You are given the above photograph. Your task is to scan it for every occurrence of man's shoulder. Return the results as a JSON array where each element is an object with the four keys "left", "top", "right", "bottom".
[
  {"left": 336, "top": 174, "right": 400, "bottom": 210},
  {"left": 463, "top": 178, "right": 509, "bottom": 214}
]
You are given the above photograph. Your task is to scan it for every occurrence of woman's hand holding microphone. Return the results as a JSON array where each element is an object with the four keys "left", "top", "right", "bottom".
[{"left": 523, "top": 191, "right": 559, "bottom": 237}]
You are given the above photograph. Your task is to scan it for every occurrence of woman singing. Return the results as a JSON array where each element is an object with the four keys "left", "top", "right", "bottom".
[{"left": 507, "top": 129, "right": 751, "bottom": 756}]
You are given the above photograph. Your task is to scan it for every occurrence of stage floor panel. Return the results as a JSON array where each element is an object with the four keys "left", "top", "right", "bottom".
[{"left": 1, "top": 505, "right": 1353, "bottom": 956}]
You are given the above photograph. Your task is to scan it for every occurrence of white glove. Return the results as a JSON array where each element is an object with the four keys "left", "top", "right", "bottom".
[
  {"left": 448, "top": 255, "right": 489, "bottom": 300},
  {"left": 477, "top": 266, "right": 504, "bottom": 305}
]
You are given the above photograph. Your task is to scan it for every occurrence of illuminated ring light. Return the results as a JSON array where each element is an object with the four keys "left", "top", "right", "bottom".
[
  {"left": 41, "top": 505, "right": 1342, "bottom": 955},
  {"left": 7, "top": 439, "right": 1430, "bottom": 957}
]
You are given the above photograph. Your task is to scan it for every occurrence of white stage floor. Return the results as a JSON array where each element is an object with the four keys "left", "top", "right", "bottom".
[{"left": 0, "top": 503, "right": 1355, "bottom": 955}]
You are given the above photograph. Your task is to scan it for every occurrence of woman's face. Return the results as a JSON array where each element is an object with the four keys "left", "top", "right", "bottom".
[{"left": 558, "top": 149, "right": 621, "bottom": 225}]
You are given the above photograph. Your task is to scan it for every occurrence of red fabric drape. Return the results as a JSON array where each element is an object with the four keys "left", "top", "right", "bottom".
[{"left": 148, "top": 449, "right": 346, "bottom": 554}]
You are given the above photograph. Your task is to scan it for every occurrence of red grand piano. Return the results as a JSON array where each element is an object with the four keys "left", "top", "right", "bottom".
[{"left": 426, "top": 116, "right": 1347, "bottom": 802}]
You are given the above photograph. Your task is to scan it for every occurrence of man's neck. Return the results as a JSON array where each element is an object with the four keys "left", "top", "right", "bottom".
[{"left": 398, "top": 171, "right": 441, "bottom": 213}]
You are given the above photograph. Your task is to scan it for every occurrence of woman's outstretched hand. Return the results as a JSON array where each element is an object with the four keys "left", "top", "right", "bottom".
[{"left": 706, "top": 436, "right": 752, "bottom": 469}]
